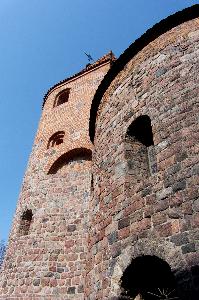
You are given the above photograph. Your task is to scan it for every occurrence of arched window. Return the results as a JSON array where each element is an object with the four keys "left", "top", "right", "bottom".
[
  {"left": 125, "top": 115, "right": 156, "bottom": 181},
  {"left": 19, "top": 209, "right": 33, "bottom": 236},
  {"left": 120, "top": 255, "right": 178, "bottom": 299},
  {"left": 126, "top": 115, "right": 154, "bottom": 147},
  {"left": 47, "top": 131, "right": 65, "bottom": 149},
  {"left": 54, "top": 88, "right": 70, "bottom": 107}
]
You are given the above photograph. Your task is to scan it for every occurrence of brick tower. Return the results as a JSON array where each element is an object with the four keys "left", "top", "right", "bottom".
[
  {"left": 1, "top": 5, "right": 199, "bottom": 300},
  {"left": 0, "top": 52, "right": 114, "bottom": 299}
]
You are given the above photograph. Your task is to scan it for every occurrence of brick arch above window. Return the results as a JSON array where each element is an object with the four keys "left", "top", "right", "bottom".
[
  {"left": 48, "top": 148, "right": 92, "bottom": 174},
  {"left": 54, "top": 88, "right": 70, "bottom": 107},
  {"left": 47, "top": 131, "right": 65, "bottom": 149},
  {"left": 110, "top": 239, "right": 186, "bottom": 298}
]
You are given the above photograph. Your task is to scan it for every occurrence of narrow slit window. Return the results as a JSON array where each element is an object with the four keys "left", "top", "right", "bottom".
[{"left": 19, "top": 209, "right": 33, "bottom": 236}]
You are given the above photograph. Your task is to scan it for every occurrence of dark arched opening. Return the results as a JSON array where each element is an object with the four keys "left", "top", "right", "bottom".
[
  {"left": 125, "top": 115, "right": 156, "bottom": 180},
  {"left": 54, "top": 88, "right": 70, "bottom": 107},
  {"left": 89, "top": 6, "right": 199, "bottom": 143},
  {"left": 126, "top": 115, "right": 154, "bottom": 147},
  {"left": 120, "top": 255, "right": 178, "bottom": 299}
]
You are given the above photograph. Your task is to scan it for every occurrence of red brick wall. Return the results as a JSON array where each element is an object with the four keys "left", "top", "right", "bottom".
[
  {"left": 87, "top": 18, "right": 199, "bottom": 299},
  {"left": 0, "top": 61, "right": 111, "bottom": 299}
]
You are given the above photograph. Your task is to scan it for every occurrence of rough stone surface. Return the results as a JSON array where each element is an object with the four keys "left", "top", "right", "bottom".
[
  {"left": 87, "top": 17, "right": 199, "bottom": 300},
  {"left": 0, "top": 11, "right": 199, "bottom": 300}
]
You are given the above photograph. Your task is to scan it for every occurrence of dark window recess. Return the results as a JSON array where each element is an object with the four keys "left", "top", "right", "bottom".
[
  {"left": 19, "top": 209, "right": 33, "bottom": 236},
  {"left": 47, "top": 131, "right": 65, "bottom": 149},
  {"left": 125, "top": 115, "right": 156, "bottom": 179},
  {"left": 54, "top": 88, "right": 70, "bottom": 107},
  {"left": 120, "top": 255, "right": 178, "bottom": 300},
  {"left": 126, "top": 115, "right": 154, "bottom": 147}
]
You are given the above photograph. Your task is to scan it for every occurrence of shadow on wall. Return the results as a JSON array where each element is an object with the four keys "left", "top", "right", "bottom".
[
  {"left": 124, "top": 116, "right": 156, "bottom": 183},
  {"left": 48, "top": 148, "right": 92, "bottom": 174},
  {"left": 117, "top": 255, "right": 199, "bottom": 300}
]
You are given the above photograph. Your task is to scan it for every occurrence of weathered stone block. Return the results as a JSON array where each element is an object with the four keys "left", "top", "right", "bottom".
[
  {"left": 182, "top": 243, "right": 196, "bottom": 254},
  {"left": 118, "top": 217, "right": 130, "bottom": 230},
  {"left": 67, "top": 286, "right": 76, "bottom": 294}
]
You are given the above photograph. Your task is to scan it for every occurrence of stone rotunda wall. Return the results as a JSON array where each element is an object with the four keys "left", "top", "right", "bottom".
[{"left": 87, "top": 14, "right": 199, "bottom": 300}]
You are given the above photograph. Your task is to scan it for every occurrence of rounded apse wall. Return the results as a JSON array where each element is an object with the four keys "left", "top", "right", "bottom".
[{"left": 87, "top": 9, "right": 199, "bottom": 300}]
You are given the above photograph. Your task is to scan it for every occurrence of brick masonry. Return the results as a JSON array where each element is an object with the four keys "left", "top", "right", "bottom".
[
  {"left": 87, "top": 17, "right": 199, "bottom": 300},
  {"left": 0, "top": 54, "right": 113, "bottom": 299},
  {"left": 0, "top": 7, "right": 199, "bottom": 300}
]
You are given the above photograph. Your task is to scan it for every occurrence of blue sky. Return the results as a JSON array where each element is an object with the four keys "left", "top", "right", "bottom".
[{"left": 0, "top": 0, "right": 198, "bottom": 241}]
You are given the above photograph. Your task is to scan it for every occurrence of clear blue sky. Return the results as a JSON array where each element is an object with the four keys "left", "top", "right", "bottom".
[{"left": 0, "top": 0, "right": 198, "bottom": 241}]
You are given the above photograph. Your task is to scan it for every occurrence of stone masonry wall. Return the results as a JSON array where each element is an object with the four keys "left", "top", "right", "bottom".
[
  {"left": 1, "top": 10, "right": 199, "bottom": 300},
  {"left": 87, "top": 18, "right": 199, "bottom": 299},
  {"left": 0, "top": 61, "right": 111, "bottom": 299}
]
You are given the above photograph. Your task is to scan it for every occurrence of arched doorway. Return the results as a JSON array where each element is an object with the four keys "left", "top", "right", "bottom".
[{"left": 120, "top": 255, "right": 178, "bottom": 299}]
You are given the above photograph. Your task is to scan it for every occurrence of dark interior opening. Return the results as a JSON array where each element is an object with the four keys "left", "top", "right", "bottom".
[
  {"left": 47, "top": 131, "right": 65, "bottom": 149},
  {"left": 126, "top": 115, "right": 154, "bottom": 147},
  {"left": 125, "top": 115, "right": 157, "bottom": 180},
  {"left": 19, "top": 209, "right": 33, "bottom": 236},
  {"left": 120, "top": 255, "right": 178, "bottom": 299},
  {"left": 55, "top": 88, "right": 70, "bottom": 107},
  {"left": 21, "top": 209, "right": 33, "bottom": 221}
]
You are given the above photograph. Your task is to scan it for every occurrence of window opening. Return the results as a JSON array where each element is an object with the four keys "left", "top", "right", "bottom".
[
  {"left": 47, "top": 131, "right": 65, "bottom": 149},
  {"left": 125, "top": 115, "right": 156, "bottom": 178},
  {"left": 126, "top": 115, "right": 154, "bottom": 147},
  {"left": 19, "top": 209, "right": 33, "bottom": 236},
  {"left": 54, "top": 88, "right": 70, "bottom": 107}
]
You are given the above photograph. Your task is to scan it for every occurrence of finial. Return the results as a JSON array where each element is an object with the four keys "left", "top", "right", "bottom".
[{"left": 84, "top": 52, "right": 94, "bottom": 63}]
